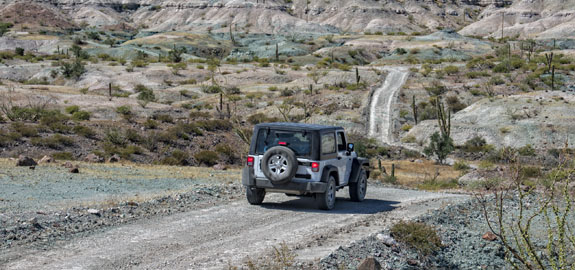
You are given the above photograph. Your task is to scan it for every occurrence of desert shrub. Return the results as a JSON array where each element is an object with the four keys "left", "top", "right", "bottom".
[
  {"left": 31, "top": 134, "right": 74, "bottom": 149},
  {"left": 443, "top": 65, "right": 459, "bottom": 75},
  {"left": 347, "top": 133, "right": 379, "bottom": 158},
  {"left": 10, "top": 123, "right": 38, "bottom": 137},
  {"left": 189, "top": 111, "right": 211, "bottom": 120},
  {"left": 280, "top": 89, "right": 294, "bottom": 97},
  {"left": 391, "top": 221, "right": 442, "bottom": 256},
  {"left": 52, "top": 152, "right": 74, "bottom": 160},
  {"left": 73, "top": 125, "right": 96, "bottom": 138},
  {"left": 493, "top": 62, "right": 509, "bottom": 73},
  {"left": 395, "top": 48, "right": 407, "bottom": 55},
  {"left": 168, "top": 123, "right": 203, "bottom": 139},
  {"left": 161, "top": 150, "right": 190, "bottom": 166},
  {"left": 215, "top": 143, "right": 235, "bottom": 162},
  {"left": 72, "top": 110, "right": 90, "bottom": 121},
  {"left": 247, "top": 113, "right": 280, "bottom": 125},
  {"left": 201, "top": 85, "right": 222, "bottom": 94},
  {"left": 194, "top": 150, "right": 219, "bottom": 166},
  {"left": 489, "top": 75, "right": 505, "bottom": 85},
  {"left": 196, "top": 119, "right": 232, "bottom": 131},
  {"left": 424, "top": 132, "right": 454, "bottom": 164},
  {"left": 453, "top": 160, "right": 470, "bottom": 171},
  {"left": 465, "top": 71, "right": 490, "bottom": 79},
  {"left": 488, "top": 146, "right": 517, "bottom": 163},
  {"left": 104, "top": 129, "right": 127, "bottom": 147},
  {"left": 424, "top": 81, "right": 447, "bottom": 96},
  {"left": 153, "top": 114, "right": 174, "bottom": 123},
  {"left": 125, "top": 128, "right": 143, "bottom": 143},
  {"left": 137, "top": 88, "right": 156, "bottom": 102},
  {"left": 520, "top": 166, "right": 541, "bottom": 178},
  {"left": 445, "top": 96, "right": 467, "bottom": 113},
  {"left": 462, "top": 136, "right": 491, "bottom": 153},
  {"left": 401, "top": 124, "right": 412, "bottom": 132},
  {"left": 144, "top": 119, "right": 158, "bottom": 129},
  {"left": 116, "top": 106, "right": 132, "bottom": 121},
  {"left": 60, "top": 59, "right": 86, "bottom": 79},
  {"left": 401, "top": 135, "right": 416, "bottom": 143},
  {"left": 65, "top": 105, "right": 80, "bottom": 114},
  {"left": 518, "top": 144, "right": 536, "bottom": 156},
  {"left": 39, "top": 110, "right": 70, "bottom": 133}
]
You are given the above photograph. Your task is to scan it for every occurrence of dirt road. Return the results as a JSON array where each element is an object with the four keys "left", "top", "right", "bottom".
[
  {"left": 2, "top": 186, "right": 466, "bottom": 270},
  {"left": 368, "top": 67, "right": 409, "bottom": 145}
]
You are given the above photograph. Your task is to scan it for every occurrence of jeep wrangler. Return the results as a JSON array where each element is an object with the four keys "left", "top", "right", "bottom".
[{"left": 241, "top": 122, "right": 370, "bottom": 210}]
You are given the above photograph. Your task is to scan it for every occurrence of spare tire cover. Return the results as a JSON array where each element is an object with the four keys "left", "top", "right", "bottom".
[{"left": 261, "top": 146, "right": 298, "bottom": 184}]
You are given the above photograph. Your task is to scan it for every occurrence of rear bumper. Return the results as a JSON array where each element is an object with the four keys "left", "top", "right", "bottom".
[{"left": 242, "top": 167, "right": 326, "bottom": 194}]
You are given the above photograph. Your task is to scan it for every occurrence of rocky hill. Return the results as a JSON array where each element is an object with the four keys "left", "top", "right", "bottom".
[
  {"left": 0, "top": 0, "right": 488, "bottom": 35},
  {"left": 460, "top": 0, "right": 575, "bottom": 39}
]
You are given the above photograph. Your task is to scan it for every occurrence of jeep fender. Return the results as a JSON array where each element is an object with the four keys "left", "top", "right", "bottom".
[
  {"left": 349, "top": 157, "right": 370, "bottom": 183},
  {"left": 320, "top": 165, "right": 339, "bottom": 186},
  {"left": 241, "top": 166, "right": 255, "bottom": 186}
]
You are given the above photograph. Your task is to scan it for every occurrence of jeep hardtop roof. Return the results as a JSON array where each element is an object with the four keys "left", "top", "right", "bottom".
[{"left": 254, "top": 122, "right": 343, "bottom": 132}]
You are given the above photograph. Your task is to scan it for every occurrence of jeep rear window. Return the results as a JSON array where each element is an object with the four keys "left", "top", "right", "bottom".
[{"left": 255, "top": 129, "right": 311, "bottom": 157}]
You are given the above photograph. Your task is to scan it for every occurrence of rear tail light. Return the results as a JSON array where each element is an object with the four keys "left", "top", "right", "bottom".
[
  {"left": 311, "top": 162, "right": 319, "bottom": 172},
  {"left": 247, "top": 156, "right": 254, "bottom": 167}
]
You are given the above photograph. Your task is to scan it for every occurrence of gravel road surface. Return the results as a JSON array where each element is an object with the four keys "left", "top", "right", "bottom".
[{"left": 2, "top": 186, "right": 467, "bottom": 270}]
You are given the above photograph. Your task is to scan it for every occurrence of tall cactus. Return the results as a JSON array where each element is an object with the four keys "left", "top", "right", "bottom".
[
  {"left": 411, "top": 95, "right": 418, "bottom": 124},
  {"left": 229, "top": 23, "right": 236, "bottom": 46},
  {"left": 275, "top": 43, "right": 279, "bottom": 62},
  {"left": 545, "top": 52, "right": 554, "bottom": 73},
  {"left": 435, "top": 97, "right": 451, "bottom": 137},
  {"left": 551, "top": 65, "right": 555, "bottom": 90},
  {"left": 355, "top": 67, "right": 361, "bottom": 85}
]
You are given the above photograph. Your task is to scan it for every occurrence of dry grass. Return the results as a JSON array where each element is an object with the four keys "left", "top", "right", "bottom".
[{"left": 371, "top": 159, "right": 461, "bottom": 189}]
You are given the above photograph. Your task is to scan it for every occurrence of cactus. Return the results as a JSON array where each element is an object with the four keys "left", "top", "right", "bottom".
[
  {"left": 275, "top": 43, "right": 279, "bottom": 62},
  {"left": 435, "top": 97, "right": 451, "bottom": 137},
  {"left": 545, "top": 52, "right": 554, "bottom": 73},
  {"left": 309, "top": 84, "right": 313, "bottom": 95},
  {"left": 355, "top": 67, "right": 361, "bottom": 85},
  {"left": 378, "top": 159, "right": 382, "bottom": 171},
  {"left": 411, "top": 95, "right": 418, "bottom": 124},
  {"left": 391, "top": 163, "right": 395, "bottom": 178},
  {"left": 229, "top": 23, "right": 236, "bottom": 46},
  {"left": 552, "top": 65, "right": 555, "bottom": 90},
  {"left": 108, "top": 83, "right": 112, "bottom": 101}
]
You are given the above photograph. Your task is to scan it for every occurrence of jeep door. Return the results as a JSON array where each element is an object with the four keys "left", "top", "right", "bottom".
[{"left": 336, "top": 131, "right": 353, "bottom": 185}]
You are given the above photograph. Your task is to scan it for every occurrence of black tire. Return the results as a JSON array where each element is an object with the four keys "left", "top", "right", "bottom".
[
  {"left": 316, "top": 175, "right": 337, "bottom": 210},
  {"left": 261, "top": 146, "right": 298, "bottom": 184},
  {"left": 246, "top": 187, "right": 266, "bottom": 205},
  {"left": 349, "top": 169, "right": 367, "bottom": 202}
]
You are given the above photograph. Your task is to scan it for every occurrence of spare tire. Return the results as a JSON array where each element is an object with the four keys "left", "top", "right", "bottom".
[{"left": 261, "top": 146, "right": 298, "bottom": 184}]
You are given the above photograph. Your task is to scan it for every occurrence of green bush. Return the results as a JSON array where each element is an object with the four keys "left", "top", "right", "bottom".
[
  {"left": 196, "top": 119, "right": 232, "bottom": 131},
  {"left": 424, "top": 132, "right": 454, "bottom": 164},
  {"left": 104, "top": 129, "right": 127, "bottom": 147},
  {"left": 462, "top": 136, "right": 491, "bottom": 153},
  {"left": 518, "top": 144, "right": 536, "bottom": 156},
  {"left": 125, "top": 128, "right": 143, "bottom": 143},
  {"left": 453, "top": 160, "right": 470, "bottom": 171},
  {"left": 201, "top": 85, "right": 222, "bottom": 94},
  {"left": 521, "top": 166, "right": 541, "bottom": 178},
  {"left": 152, "top": 114, "right": 174, "bottom": 123},
  {"left": 443, "top": 65, "right": 459, "bottom": 75},
  {"left": 39, "top": 110, "right": 70, "bottom": 133},
  {"left": 31, "top": 134, "right": 74, "bottom": 149},
  {"left": 137, "top": 88, "right": 156, "bottom": 102},
  {"left": 116, "top": 106, "right": 133, "bottom": 121},
  {"left": 247, "top": 113, "right": 281, "bottom": 124},
  {"left": 194, "top": 150, "right": 219, "bottom": 166},
  {"left": 391, "top": 221, "right": 442, "bottom": 256},
  {"left": 161, "top": 150, "right": 190, "bottom": 166},
  {"left": 144, "top": 119, "right": 159, "bottom": 129},
  {"left": 65, "top": 105, "right": 80, "bottom": 114},
  {"left": 10, "top": 123, "right": 38, "bottom": 137},
  {"left": 73, "top": 125, "right": 96, "bottom": 138},
  {"left": 72, "top": 110, "right": 90, "bottom": 121}
]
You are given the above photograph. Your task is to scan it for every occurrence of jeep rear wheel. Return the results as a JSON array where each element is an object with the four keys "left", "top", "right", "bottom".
[
  {"left": 261, "top": 146, "right": 298, "bottom": 184},
  {"left": 316, "top": 175, "right": 336, "bottom": 210},
  {"left": 246, "top": 187, "right": 266, "bottom": 205},
  {"left": 349, "top": 169, "right": 367, "bottom": 202}
]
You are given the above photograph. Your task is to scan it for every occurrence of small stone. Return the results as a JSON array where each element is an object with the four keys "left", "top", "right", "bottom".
[
  {"left": 376, "top": 233, "right": 397, "bottom": 246},
  {"left": 84, "top": 153, "right": 104, "bottom": 163},
  {"left": 482, "top": 231, "right": 497, "bottom": 241},
  {"left": 62, "top": 162, "right": 75, "bottom": 169},
  {"left": 108, "top": 154, "right": 120, "bottom": 163},
  {"left": 38, "top": 155, "right": 55, "bottom": 164},
  {"left": 357, "top": 257, "right": 381, "bottom": 270},
  {"left": 69, "top": 167, "right": 80, "bottom": 173},
  {"left": 87, "top": 209, "right": 100, "bottom": 216},
  {"left": 407, "top": 259, "right": 418, "bottom": 266},
  {"left": 16, "top": 155, "right": 37, "bottom": 167},
  {"left": 213, "top": 164, "right": 227, "bottom": 170}
]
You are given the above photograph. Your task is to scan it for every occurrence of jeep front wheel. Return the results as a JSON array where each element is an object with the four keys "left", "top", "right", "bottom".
[
  {"left": 349, "top": 169, "right": 367, "bottom": 202},
  {"left": 316, "top": 175, "right": 336, "bottom": 210},
  {"left": 246, "top": 187, "right": 266, "bottom": 205}
]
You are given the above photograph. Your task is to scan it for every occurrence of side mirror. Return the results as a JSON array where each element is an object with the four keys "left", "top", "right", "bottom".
[{"left": 347, "top": 143, "right": 354, "bottom": 152}]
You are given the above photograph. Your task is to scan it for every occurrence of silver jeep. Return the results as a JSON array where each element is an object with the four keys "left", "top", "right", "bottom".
[{"left": 241, "top": 123, "right": 370, "bottom": 210}]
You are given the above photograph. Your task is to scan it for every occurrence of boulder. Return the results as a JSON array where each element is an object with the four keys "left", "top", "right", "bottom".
[
  {"left": 482, "top": 231, "right": 497, "bottom": 241},
  {"left": 69, "top": 167, "right": 80, "bottom": 173},
  {"left": 108, "top": 154, "right": 120, "bottom": 163},
  {"left": 16, "top": 155, "right": 37, "bottom": 166},
  {"left": 38, "top": 155, "right": 55, "bottom": 164},
  {"left": 62, "top": 161, "right": 75, "bottom": 169},
  {"left": 458, "top": 171, "right": 486, "bottom": 186},
  {"left": 213, "top": 164, "right": 227, "bottom": 170},
  {"left": 358, "top": 257, "right": 381, "bottom": 270},
  {"left": 84, "top": 153, "right": 104, "bottom": 163},
  {"left": 376, "top": 233, "right": 397, "bottom": 246}
]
